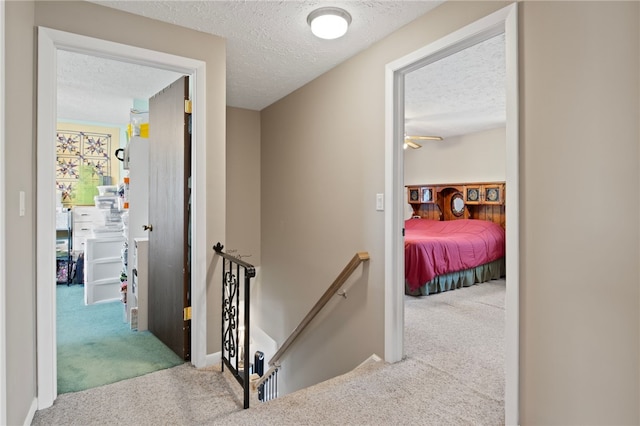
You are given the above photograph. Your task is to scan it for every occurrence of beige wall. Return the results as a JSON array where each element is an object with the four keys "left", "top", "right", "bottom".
[
  {"left": 5, "top": 1, "right": 226, "bottom": 423},
  {"left": 404, "top": 126, "right": 506, "bottom": 185},
  {"left": 226, "top": 107, "right": 261, "bottom": 265},
  {"left": 5, "top": 2, "right": 37, "bottom": 423},
  {"left": 519, "top": 1, "right": 639, "bottom": 424}
]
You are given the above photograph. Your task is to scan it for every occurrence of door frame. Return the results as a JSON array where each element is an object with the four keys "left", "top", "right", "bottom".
[
  {"left": 36, "top": 27, "right": 208, "bottom": 409},
  {"left": 384, "top": 4, "right": 519, "bottom": 424}
]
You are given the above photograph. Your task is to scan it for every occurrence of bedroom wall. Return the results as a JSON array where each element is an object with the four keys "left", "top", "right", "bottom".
[
  {"left": 404, "top": 127, "right": 506, "bottom": 221},
  {"left": 226, "top": 107, "right": 261, "bottom": 265},
  {"left": 4, "top": 2, "right": 226, "bottom": 423},
  {"left": 404, "top": 126, "right": 506, "bottom": 185}
]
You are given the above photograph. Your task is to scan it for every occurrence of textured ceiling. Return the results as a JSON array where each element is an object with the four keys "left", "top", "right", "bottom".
[
  {"left": 58, "top": 1, "right": 505, "bottom": 138},
  {"left": 404, "top": 33, "right": 505, "bottom": 138},
  {"left": 89, "top": 0, "right": 444, "bottom": 111},
  {"left": 57, "top": 50, "right": 183, "bottom": 124}
]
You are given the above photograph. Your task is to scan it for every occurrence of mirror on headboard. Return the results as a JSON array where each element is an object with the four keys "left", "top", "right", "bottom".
[{"left": 451, "top": 192, "right": 465, "bottom": 217}]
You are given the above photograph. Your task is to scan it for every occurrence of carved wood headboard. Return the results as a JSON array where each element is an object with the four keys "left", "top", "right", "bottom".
[{"left": 406, "top": 181, "right": 506, "bottom": 228}]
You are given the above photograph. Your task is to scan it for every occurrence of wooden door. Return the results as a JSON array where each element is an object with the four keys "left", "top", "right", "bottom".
[{"left": 148, "top": 76, "right": 191, "bottom": 360}]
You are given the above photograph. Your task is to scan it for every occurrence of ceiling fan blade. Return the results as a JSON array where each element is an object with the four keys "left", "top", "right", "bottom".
[{"left": 405, "top": 135, "right": 443, "bottom": 141}]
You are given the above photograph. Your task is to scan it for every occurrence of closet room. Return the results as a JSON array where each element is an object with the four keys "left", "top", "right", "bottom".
[
  {"left": 55, "top": 110, "right": 149, "bottom": 329},
  {"left": 55, "top": 50, "right": 183, "bottom": 327},
  {"left": 52, "top": 49, "right": 191, "bottom": 394}
]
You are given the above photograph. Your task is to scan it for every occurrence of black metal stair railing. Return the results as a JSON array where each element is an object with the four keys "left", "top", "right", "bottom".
[{"left": 213, "top": 242, "right": 255, "bottom": 409}]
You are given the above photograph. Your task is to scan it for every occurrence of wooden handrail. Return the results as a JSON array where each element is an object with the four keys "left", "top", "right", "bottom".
[
  {"left": 213, "top": 242, "right": 256, "bottom": 277},
  {"left": 268, "top": 252, "right": 369, "bottom": 367}
]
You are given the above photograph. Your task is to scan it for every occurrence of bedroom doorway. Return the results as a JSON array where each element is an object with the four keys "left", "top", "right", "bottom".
[
  {"left": 36, "top": 27, "right": 208, "bottom": 410},
  {"left": 384, "top": 4, "right": 519, "bottom": 424}
]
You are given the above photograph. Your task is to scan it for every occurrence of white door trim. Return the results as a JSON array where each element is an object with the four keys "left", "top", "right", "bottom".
[
  {"left": 36, "top": 27, "right": 208, "bottom": 409},
  {"left": 384, "top": 4, "right": 519, "bottom": 424}
]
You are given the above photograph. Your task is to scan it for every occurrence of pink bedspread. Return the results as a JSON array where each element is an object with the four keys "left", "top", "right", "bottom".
[{"left": 404, "top": 219, "right": 505, "bottom": 291}]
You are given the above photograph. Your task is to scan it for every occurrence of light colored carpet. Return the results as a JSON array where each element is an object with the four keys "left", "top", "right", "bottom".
[
  {"left": 404, "top": 278, "right": 505, "bottom": 403},
  {"left": 33, "top": 279, "right": 505, "bottom": 425}
]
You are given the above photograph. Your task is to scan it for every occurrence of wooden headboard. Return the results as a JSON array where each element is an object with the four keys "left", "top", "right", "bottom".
[{"left": 406, "top": 181, "right": 506, "bottom": 228}]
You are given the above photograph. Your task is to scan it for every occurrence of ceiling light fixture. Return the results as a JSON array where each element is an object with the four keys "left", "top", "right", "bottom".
[{"left": 307, "top": 7, "right": 352, "bottom": 40}]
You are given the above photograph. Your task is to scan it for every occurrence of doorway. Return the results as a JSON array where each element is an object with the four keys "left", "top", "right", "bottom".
[
  {"left": 54, "top": 56, "right": 189, "bottom": 392},
  {"left": 36, "top": 27, "right": 208, "bottom": 410},
  {"left": 384, "top": 4, "right": 519, "bottom": 424},
  {"left": 402, "top": 30, "right": 507, "bottom": 421}
]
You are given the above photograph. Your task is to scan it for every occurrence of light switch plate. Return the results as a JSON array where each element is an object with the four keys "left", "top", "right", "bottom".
[{"left": 376, "top": 193, "right": 384, "bottom": 211}]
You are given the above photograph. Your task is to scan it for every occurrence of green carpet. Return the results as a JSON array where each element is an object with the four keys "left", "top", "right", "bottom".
[{"left": 57, "top": 284, "right": 184, "bottom": 394}]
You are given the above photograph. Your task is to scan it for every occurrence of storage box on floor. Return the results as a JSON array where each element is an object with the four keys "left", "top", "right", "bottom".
[{"left": 84, "top": 195, "right": 125, "bottom": 305}]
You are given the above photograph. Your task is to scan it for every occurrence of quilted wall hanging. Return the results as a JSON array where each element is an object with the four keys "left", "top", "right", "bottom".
[{"left": 56, "top": 129, "right": 113, "bottom": 206}]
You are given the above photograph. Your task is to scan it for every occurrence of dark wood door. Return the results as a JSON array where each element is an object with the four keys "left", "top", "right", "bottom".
[{"left": 148, "top": 76, "right": 191, "bottom": 360}]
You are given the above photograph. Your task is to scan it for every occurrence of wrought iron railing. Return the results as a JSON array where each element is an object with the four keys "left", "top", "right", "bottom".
[
  {"left": 254, "top": 252, "right": 369, "bottom": 403},
  {"left": 213, "top": 242, "right": 256, "bottom": 409}
]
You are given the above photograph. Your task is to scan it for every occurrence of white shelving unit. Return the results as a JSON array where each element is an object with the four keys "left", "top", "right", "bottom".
[
  {"left": 84, "top": 235, "right": 125, "bottom": 305},
  {"left": 125, "top": 136, "right": 150, "bottom": 325},
  {"left": 72, "top": 206, "right": 101, "bottom": 256},
  {"left": 131, "top": 237, "right": 148, "bottom": 331}
]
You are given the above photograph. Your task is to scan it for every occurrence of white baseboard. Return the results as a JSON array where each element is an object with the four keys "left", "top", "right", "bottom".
[
  {"left": 205, "top": 351, "right": 221, "bottom": 367},
  {"left": 357, "top": 353, "right": 383, "bottom": 369},
  {"left": 22, "top": 397, "right": 37, "bottom": 426}
]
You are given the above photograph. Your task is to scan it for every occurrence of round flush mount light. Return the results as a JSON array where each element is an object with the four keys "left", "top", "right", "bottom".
[{"left": 307, "top": 7, "right": 352, "bottom": 40}]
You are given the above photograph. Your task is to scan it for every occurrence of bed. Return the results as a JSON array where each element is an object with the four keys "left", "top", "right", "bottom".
[{"left": 404, "top": 218, "right": 505, "bottom": 296}]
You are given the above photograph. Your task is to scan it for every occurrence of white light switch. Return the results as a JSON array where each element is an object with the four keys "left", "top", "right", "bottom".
[
  {"left": 19, "top": 191, "right": 25, "bottom": 216},
  {"left": 376, "top": 193, "right": 384, "bottom": 211}
]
